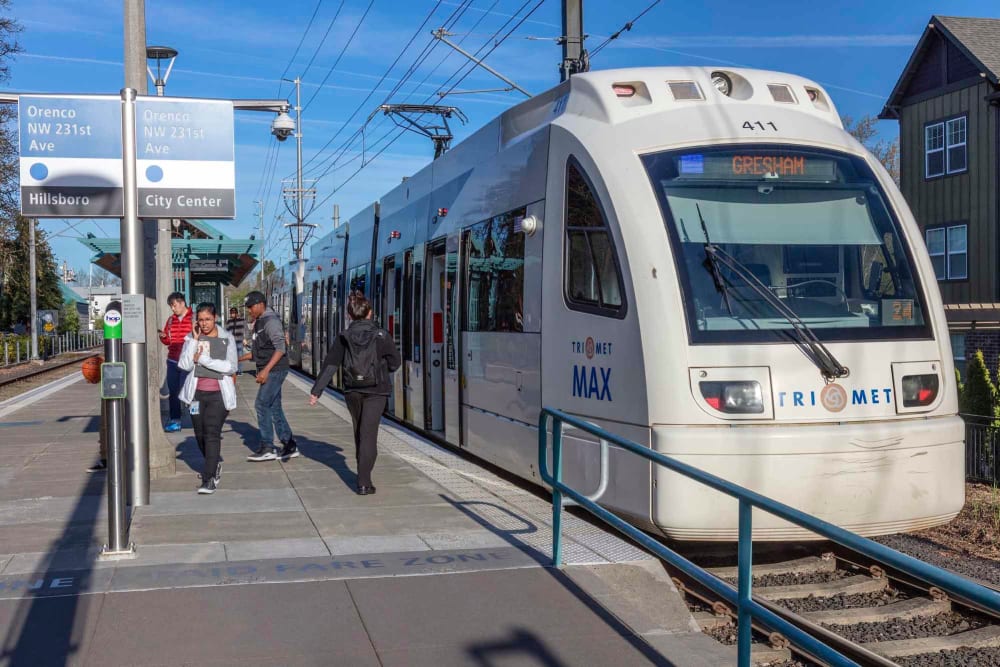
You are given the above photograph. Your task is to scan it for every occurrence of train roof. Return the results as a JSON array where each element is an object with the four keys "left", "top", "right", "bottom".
[{"left": 311, "top": 66, "right": 843, "bottom": 262}]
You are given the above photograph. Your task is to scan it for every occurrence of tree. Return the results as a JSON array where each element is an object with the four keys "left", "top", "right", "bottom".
[
  {"left": 58, "top": 300, "right": 80, "bottom": 333},
  {"left": 961, "top": 350, "right": 997, "bottom": 418},
  {"left": 842, "top": 114, "right": 900, "bottom": 185},
  {"left": 0, "top": 216, "right": 62, "bottom": 330},
  {"left": 0, "top": 4, "right": 22, "bottom": 312}
]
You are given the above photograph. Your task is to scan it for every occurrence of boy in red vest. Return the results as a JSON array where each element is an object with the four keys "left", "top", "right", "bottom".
[{"left": 159, "top": 292, "right": 193, "bottom": 432}]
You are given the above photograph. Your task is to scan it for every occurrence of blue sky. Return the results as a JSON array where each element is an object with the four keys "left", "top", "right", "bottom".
[{"left": 9, "top": 0, "right": 1000, "bottom": 271}]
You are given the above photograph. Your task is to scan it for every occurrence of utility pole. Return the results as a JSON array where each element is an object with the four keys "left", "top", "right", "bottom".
[
  {"left": 333, "top": 203, "right": 340, "bottom": 229},
  {"left": 254, "top": 199, "right": 264, "bottom": 287},
  {"left": 560, "top": 0, "right": 588, "bottom": 81},
  {"left": 28, "top": 218, "right": 38, "bottom": 361},
  {"left": 280, "top": 78, "right": 317, "bottom": 294}
]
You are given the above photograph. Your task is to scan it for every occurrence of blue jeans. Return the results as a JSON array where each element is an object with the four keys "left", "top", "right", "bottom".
[
  {"left": 255, "top": 368, "right": 292, "bottom": 447},
  {"left": 166, "top": 360, "right": 190, "bottom": 422}
]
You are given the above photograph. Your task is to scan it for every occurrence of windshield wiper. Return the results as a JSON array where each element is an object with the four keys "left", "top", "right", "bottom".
[
  {"left": 696, "top": 206, "right": 850, "bottom": 381},
  {"left": 692, "top": 207, "right": 733, "bottom": 316}
]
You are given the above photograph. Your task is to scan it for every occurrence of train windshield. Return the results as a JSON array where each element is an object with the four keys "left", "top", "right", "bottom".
[{"left": 642, "top": 145, "right": 932, "bottom": 343}]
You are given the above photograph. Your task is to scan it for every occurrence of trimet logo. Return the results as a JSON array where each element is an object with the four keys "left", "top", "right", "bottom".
[{"left": 103, "top": 310, "right": 122, "bottom": 327}]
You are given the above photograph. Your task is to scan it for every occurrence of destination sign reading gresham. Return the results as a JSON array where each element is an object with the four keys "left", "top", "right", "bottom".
[{"left": 18, "top": 95, "right": 125, "bottom": 217}]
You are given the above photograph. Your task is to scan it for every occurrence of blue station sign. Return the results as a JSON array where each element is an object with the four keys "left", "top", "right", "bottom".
[
  {"left": 135, "top": 97, "right": 235, "bottom": 219},
  {"left": 18, "top": 95, "right": 124, "bottom": 217}
]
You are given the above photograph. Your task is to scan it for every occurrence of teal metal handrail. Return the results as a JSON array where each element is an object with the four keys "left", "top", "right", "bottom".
[{"left": 539, "top": 407, "right": 1000, "bottom": 667}]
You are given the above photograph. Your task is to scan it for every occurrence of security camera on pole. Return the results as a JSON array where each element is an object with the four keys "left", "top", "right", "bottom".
[{"left": 276, "top": 78, "right": 317, "bottom": 297}]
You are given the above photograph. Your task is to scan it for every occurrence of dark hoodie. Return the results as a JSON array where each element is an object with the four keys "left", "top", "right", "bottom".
[{"left": 311, "top": 319, "right": 401, "bottom": 396}]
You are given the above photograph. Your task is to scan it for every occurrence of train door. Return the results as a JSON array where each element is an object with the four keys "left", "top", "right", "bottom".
[
  {"left": 316, "top": 278, "right": 326, "bottom": 375},
  {"left": 425, "top": 242, "right": 446, "bottom": 432},
  {"left": 381, "top": 255, "right": 404, "bottom": 417},
  {"left": 444, "top": 232, "right": 462, "bottom": 445},
  {"left": 330, "top": 274, "right": 343, "bottom": 389},
  {"left": 405, "top": 245, "right": 425, "bottom": 426}
]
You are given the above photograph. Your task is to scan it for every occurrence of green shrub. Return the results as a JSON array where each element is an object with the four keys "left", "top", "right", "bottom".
[{"left": 963, "top": 350, "right": 998, "bottom": 419}]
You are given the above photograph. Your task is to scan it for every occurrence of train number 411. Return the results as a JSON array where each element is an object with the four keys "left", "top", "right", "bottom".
[{"left": 743, "top": 121, "right": 778, "bottom": 131}]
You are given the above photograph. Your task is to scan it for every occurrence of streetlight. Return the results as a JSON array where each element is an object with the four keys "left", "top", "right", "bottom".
[{"left": 146, "top": 46, "right": 178, "bottom": 97}]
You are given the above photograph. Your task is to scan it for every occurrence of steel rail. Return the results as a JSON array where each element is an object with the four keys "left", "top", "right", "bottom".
[{"left": 0, "top": 351, "right": 100, "bottom": 389}]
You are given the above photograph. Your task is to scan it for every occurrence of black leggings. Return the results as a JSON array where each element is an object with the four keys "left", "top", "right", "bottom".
[
  {"left": 192, "top": 390, "right": 229, "bottom": 481},
  {"left": 345, "top": 392, "right": 386, "bottom": 488}
]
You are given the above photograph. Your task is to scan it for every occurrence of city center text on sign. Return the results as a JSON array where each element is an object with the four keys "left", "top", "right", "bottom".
[
  {"left": 136, "top": 97, "right": 235, "bottom": 219},
  {"left": 18, "top": 95, "right": 124, "bottom": 217}
]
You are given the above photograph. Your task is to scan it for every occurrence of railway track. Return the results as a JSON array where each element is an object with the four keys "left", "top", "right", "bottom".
[
  {"left": 670, "top": 545, "right": 1000, "bottom": 665},
  {"left": 0, "top": 351, "right": 99, "bottom": 392}
]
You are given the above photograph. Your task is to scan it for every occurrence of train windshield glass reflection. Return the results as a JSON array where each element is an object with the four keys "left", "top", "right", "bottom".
[{"left": 641, "top": 145, "right": 932, "bottom": 344}]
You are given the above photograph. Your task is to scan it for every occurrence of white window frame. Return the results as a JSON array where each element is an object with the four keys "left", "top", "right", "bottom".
[
  {"left": 925, "top": 227, "right": 946, "bottom": 280},
  {"left": 946, "top": 116, "right": 967, "bottom": 175},
  {"left": 926, "top": 224, "right": 967, "bottom": 280},
  {"left": 946, "top": 224, "right": 967, "bottom": 280},
  {"left": 925, "top": 122, "right": 944, "bottom": 178}
]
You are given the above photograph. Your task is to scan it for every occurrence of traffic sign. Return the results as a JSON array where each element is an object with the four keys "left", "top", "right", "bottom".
[
  {"left": 135, "top": 97, "right": 235, "bottom": 219},
  {"left": 19, "top": 95, "right": 124, "bottom": 217}
]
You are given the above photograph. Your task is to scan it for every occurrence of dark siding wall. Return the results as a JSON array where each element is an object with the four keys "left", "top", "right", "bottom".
[
  {"left": 946, "top": 40, "right": 979, "bottom": 83},
  {"left": 898, "top": 81, "right": 996, "bottom": 305},
  {"left": 906, "top": 33, "right": 946, "bottom": 97}
]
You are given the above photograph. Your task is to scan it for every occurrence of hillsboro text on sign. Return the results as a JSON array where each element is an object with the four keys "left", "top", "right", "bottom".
[
  {"left": 18, "top": 95, "right": 124, "bottom": 217},
  {"left": 136, "top": 97, "right": 235, "bottom": 219}
]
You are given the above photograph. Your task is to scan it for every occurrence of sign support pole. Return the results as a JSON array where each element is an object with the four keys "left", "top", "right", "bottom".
[{"left": 120, "top": 87, "right": 151, "bottom": 507}]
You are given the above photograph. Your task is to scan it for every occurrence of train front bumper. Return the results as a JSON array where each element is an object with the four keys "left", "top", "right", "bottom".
[{"left": 650, "top": 415, "right": 965, "bottom": 541}]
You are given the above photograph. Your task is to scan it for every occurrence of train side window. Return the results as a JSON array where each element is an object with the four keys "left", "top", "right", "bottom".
[
  {"left": 565, "top": 160, "right": 626, "bottom": 318},
  {"left": 463, "top": 207, "right": 526, "bottom": 333}
]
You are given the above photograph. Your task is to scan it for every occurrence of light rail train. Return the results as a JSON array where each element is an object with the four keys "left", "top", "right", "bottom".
[{"left": 271, "top": 67, "right": 964, "bottom": 540}]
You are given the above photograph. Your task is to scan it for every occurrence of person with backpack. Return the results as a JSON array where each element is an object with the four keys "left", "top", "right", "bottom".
[{"left": 309, "top": 293, "right": 401, "bottom": 495}]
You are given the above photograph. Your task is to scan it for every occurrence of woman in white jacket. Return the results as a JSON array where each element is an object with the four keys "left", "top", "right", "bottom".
[{"left": 178, "top": 303, "right": 239, "bottom": 494}]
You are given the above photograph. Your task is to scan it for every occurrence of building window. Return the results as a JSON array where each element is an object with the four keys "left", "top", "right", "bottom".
[
  {"left": 925, "top": 116, "right": 967, "bottom": 178},
  {"left": 565, "top": 160, "right": 626, "bottom": 317},
  {"left": 925, "top": 124, "right": 944, "bottom": 178},
  {"left": 946, "top": 117, "right": 967, "bottom": 173},
  {"left": 950, "top": 333, "right": 966, "bottom": 379},
  {"left": 925, "top": 224, "right": 967, "bottom": 280}
]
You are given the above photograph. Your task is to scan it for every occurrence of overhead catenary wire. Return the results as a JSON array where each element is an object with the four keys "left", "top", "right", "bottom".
[
  {"left": 299, "top": 0, "right": 348, "bottom": 82},
  {"left": 304, "top": 0, "right": 505, "bottom": 183},
  {"left": 302, "top": 0, "right": 377, "bottom": 111},
  {"left": 589, "top": 0, "right": 663, "bottom": 58},
  {"left": 278, "top": 0, "right": 326, "bottom": 95},
  {"left": 295, "top": 0, "right": 455, "bottom": 177},
  {"left": 307, "top": 0, "right": 540, "bottom": 212}
]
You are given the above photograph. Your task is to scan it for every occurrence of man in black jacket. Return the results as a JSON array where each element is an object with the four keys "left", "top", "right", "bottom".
[{"left": 309, "top": 293, "right": 401, "bottom": 495}]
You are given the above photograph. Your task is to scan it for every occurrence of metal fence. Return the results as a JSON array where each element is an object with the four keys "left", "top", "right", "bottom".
[
  {"left": 964, "top": 414, "right": 1000, "bottom": 484},
  {"left": 0, "top": 331, "right": 104, "bottom": 368},
  {"left": 539, "top": 407, "right": 1000, "bottom": 667}
]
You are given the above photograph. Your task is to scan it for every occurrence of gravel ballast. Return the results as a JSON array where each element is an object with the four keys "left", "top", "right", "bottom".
[
  {"left": 874, "top": 533, "right": 1000, "bottom": 587},
  {"left": 894, "top": 646, "right": 1000, "bottom": 666},
  {"left": 823, "top": 611, "right": 987, "bottom": 644}
]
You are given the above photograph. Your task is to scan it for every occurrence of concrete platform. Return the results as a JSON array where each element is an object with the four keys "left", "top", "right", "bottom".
[{"left": 0, "top": 370, "right": 733, "bottom": 665}]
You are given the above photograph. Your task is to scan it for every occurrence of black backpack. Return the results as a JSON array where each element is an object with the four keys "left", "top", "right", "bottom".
[{"left": 342, "top": 329, "right": 384, "bottom": 389}]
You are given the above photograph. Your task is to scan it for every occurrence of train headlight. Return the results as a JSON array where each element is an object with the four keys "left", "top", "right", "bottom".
[
  {"left": 901, "top": 374, "right": 939, "bottom": 407},
  {"left": 710, "top": 71, "right": 732, "bottom": 97},
  {"left": 699, "top": 381, "right": 764, "bottom": 414}
]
